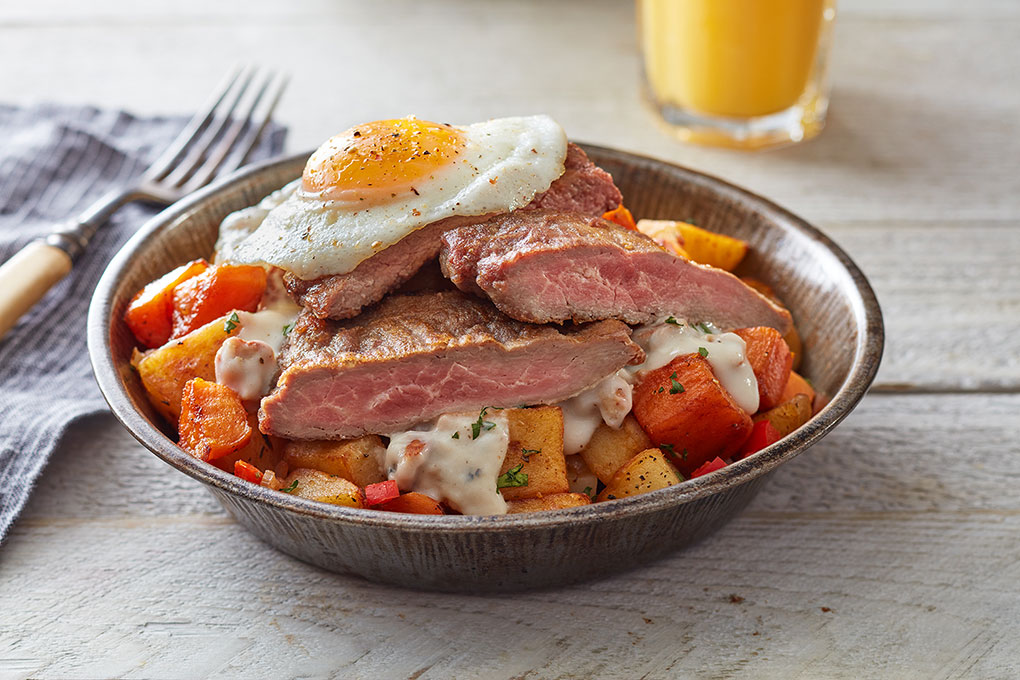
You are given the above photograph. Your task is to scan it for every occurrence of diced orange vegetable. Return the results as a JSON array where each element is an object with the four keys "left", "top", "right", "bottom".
[
  {"left": 602, "top": 205, "right": 637, "bottom": 230},
  {"left": 178, "top": 378, "right": 252, "bottom": 462},
  {"left": 690, "top": 457, "right": 727, "bottom": 479},
  {"left": 741, "top": 277, "right": 802, "bottom": 370},
  {"left": 124, "top": 259, "right": 208, "bottom": 348},
  {"left": 170, "top": 264, "right": 267, "bottom": 339},
  {"left": 734, "top": 327, "right": 793, "bottom": 411},
  {"left": 506, "top": 493, "right": 592, "bottom": 513},
  {"left": 376, "top": 492, "right": 445, "bottom": 515},
  {"left": 234, "top": 460, "right": 263, "bottom": 484},
  {"left": 631, "top": 354, "right": 754, "bottom": 475},
  {"left": 780, "top": 370, "right": 816, "bottom": 408}
]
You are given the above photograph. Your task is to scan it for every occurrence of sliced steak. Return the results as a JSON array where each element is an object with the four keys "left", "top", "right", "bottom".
[
  {"left": 522, "top": 143, "right": 622, "bottom": 215},
  {"left": 439, "top": 210, "right": 793, "bottom": 332},
  {"left": 259, "top": 291, "right": 644, "bottom": 439},
  {"left": 284, "top": 143, "right": 622, "bottom": 320}
]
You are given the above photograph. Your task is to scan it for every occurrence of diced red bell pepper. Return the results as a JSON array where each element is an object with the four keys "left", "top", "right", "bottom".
[
  {"left": 738, "top": 420, "right": 782, "bottom": 459},
  {"left": 364, "top": 480, "right": 401, "bottom": 506},
  {"left": 690, "top": 457, "right": 728, "bottom": 479},
  {"left": 234, "top": 460, "right": 263, "bottom": 484},
  {"left": 602, "top": 205, "right": 637, "bottom": 231}
]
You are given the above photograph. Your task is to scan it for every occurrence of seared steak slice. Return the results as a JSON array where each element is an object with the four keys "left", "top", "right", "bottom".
[
  {"left": 439, "top": 211, "right": 793, "bottom": 332},
  {"left": 284, "top": 144, "right": 622, "bottom": 320},
  {"left": 522, "top": 143, "right": 622, "bottom": 215},
  {"left": 259, "top": 291, "right": 644, "bottom": 439}
]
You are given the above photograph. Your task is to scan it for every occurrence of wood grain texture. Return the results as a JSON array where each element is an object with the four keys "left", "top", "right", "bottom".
[{"left": 2, "top": 395, "right": 1018, "bottom": 680}]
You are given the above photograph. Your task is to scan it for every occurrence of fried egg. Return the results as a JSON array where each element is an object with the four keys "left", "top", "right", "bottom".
[{"left": 231, "top": 115, "right": 568, "bottom": 280}]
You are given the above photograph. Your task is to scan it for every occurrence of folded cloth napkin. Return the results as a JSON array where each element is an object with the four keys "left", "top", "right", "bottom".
[{"left": 0, "top": 103, "right": 286, "bottom": 542}]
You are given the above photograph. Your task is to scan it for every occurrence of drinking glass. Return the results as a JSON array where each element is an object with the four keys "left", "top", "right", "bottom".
[{"left": 639, "top": 0, "right": 837, "bottom": 150}]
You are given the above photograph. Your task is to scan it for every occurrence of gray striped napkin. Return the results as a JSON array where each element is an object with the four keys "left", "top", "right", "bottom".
[{"left": 0, "top": 103, "right": 286, "bottom": 542}]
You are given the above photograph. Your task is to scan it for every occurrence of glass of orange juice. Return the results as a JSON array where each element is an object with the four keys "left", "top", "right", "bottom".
[{"left": 639, "top": 0, "right": 836, "bottom": 150}]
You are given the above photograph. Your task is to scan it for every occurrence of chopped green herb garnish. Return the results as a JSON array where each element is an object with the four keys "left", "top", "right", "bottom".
[
  {"left": 496, "top": 464, "right": 528, "bottom": 489},
  {"left": 521, "top": 447, "right": 541, "bottom": 461},
  {"left": 669, "top": 372, "right": 685, "bottom": 395},
  {"left": 696, "top": 322, "right": 713, "bottom": 334},
  {"left": 675, "top": 469, "right": 685, "bottom": 481},
  {"left": 224, "top": 311, "right": 240, "bottom": 333},
  {"left": 282, "top": 322, "right": 294, "bottom": 336},
  {"left": 681, "top": 448, "right": 689, "bottom": 461},
  {"left": 665, "top": 316, "right": 683, "bottom": 326},
  {"left": 656, "top": 386, "right": 665, "bottom": 394},
  {"left": 583, "top": 486, "right": 594, "bottom": 500},
  {"left": 661, "top": 443, "right": 675, "bottom": 455},
  {"left": 471, "top": 407, "right": 497, "bottom": 440},
  {"left": 698, "top": 346, "right": 709, "bottom": 358},
  {"left": 280, "top": 479, "right": 299, "bottom": 493},
  {"left": 451, "top": 431, "right": 460, "bottom": 439}
]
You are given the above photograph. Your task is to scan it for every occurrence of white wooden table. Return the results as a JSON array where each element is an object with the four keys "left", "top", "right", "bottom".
[{"left": 2, "top": 1, "right": 1019, "bottom": 678}]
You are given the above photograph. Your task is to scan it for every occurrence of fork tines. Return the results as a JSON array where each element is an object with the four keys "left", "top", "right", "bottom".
[{"left": 144, "top": 65, "right": 288, "bottom": 193}]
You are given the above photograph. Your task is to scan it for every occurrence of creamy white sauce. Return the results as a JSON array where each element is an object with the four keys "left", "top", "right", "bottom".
[
  {"left": 214, "top": 180, "right": 299, "bottom": 264},
  {"left": 558, "top": 317, "right": 759, "bottom": 454},
  {"left": 385, "top": 411, "right": 510, "bottom": 515},
  {"left": 215, "top": 337, "right": 277, "bottom": 401},
  {"left": 213, "top": 290, "right": 300, "bottom": 402}
]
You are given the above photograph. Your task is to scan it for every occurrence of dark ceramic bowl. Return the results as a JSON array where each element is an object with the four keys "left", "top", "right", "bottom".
[{"left": 88, "top": 145, "right": 883, "bottom": 592}]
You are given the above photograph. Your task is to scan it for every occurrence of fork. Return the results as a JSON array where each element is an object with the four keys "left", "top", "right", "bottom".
[{"left": 0, "top": 65, "right": 288, "bottom": 339}]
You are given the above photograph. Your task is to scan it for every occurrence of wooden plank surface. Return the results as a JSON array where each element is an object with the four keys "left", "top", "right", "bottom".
[
  {"left": 3, "top": 394, "right": 1019, "bottom": 680},
  {"left": 2, "top": 0, "right": 1018, "bottom": 678}
]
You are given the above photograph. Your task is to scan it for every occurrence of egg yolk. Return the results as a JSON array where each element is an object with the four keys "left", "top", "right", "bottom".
[{"left": 302, "top": 118, "right": 465, "bottom": 204}]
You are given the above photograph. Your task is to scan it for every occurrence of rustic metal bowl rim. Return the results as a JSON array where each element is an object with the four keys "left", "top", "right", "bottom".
[{"left": 88, "top": 144, "right": 884, "bottom": 533}]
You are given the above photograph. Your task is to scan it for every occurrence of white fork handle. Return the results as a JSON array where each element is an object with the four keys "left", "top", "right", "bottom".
[{"left": 0, "top": 240, "right": 73, "bottom": 339}]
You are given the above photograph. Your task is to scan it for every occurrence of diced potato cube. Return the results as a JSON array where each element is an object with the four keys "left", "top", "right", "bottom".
[
  {"left": 632, "top": 354, "right": 753, "bottom": 474},
  {"left": 497, "top": 406, "right": 569, "bottom": 501},
  {"left": 579, "top": 415, "right": 652, "bottom": 484},
  {"left": 132, "top": 312, "right": 236, "bottom": 424},
  {"left": 596, "top": 449, "right": 682, "bottom": 502},
  {"left": 506, "top": 493, "right": 592, "bottom": 514},
  {"left": 754, "top": 393, "right": 812, "bottom": 437},
  {"left": 282, "top": 435, "right": 386, "bottom": 487},
  {"left": 282, "top": 468, "right": 365, "bottom": 508}
]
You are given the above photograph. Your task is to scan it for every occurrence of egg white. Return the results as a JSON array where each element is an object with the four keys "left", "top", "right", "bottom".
[{"left": 230, "top": 115, "right": 568, "bottom": 280}]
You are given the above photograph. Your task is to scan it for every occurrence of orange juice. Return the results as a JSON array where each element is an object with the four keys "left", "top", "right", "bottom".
[{"left": 639, "top": 0, "right": 834, "bottom": 148}]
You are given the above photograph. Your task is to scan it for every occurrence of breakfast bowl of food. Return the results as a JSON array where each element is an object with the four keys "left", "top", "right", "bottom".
[{"left": 88, "top": 115, "right": 883, "bottom": 592}]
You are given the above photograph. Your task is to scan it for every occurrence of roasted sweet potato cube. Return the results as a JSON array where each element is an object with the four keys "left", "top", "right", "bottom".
[
  {"left": 780, "top": 370, "right": 816, "bottom": 408},
  {"left": 170, "top": 264, "right": 267, "bottom": 339},
  {"left": 281, "top": 436, "right": 386, "bottom": 487},
  {"left": 497, "top": 406, "right": 569, "bottom": 501},
  {"left": 178, "top": 378, "right": 251, "bottom": 462},
  {"left": 632, "top": 354, "right": 754, "bottom": 474},
  {"left": 124, "top": 259, "right": 208, "bottom": 348},
  {"left": 754, "top": 393, "right": 812, "bottom": 437},
  {"left": 579, "top": 415, "right": 652, "bottom": 484},
  {"left": 377, "top": 492, "right": 445, "bottom": 515},
  {"left": 734, "top": 327, "right": 793, "bottom": 411},
  {"left": 506, "top": 493, "right": 592, "bottom": 514},
  {"left": 282, "top": 469, "right": 365, "bottom": 508},
  {"left": 596, "top": 449, "right": 681, "bottom": 502},
  {"left": 132, "top": 312, "right": 237, "bottom": 424}
]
